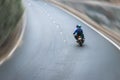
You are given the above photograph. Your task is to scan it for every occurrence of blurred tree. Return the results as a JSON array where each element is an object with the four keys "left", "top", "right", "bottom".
[{"left": 0, "top": 0, "right": 23, "bottom": 46}]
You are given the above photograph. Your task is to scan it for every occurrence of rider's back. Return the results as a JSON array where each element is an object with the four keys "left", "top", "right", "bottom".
[{"left": 76, "top": 28, "right": 83, "bottom": 36}]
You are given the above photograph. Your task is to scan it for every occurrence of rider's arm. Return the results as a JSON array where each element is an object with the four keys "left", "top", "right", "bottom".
[
  {"left": 81, "top": 29, "right": 83, "bottom": 34},
  {"left": 73, "top": 29, "right": 77, "bottom": 34}
]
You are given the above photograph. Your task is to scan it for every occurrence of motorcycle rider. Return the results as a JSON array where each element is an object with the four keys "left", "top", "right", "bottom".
[{"left": 73, "top": 24, "right": 84, "bottom": 42}]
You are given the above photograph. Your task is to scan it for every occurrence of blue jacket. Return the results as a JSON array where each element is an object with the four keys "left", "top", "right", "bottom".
[
  {"left": 73, "top": 28, "right": 84, "bottom": 38},
  {"left": 73, "top": 28, "right": 83, "bottom": 35}
]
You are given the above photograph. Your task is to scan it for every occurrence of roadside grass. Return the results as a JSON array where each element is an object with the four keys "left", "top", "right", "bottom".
[{"left": 0, "top": 0, "right": 24, "bottom": 47}]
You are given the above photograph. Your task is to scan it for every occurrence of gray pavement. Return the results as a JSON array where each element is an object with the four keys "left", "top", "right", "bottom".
[{"left": 0, "top": 0, "right": 120, "bottom": 80}]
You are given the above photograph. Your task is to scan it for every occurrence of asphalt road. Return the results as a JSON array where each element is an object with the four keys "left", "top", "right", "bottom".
[{"left": 0, "top": 0, "right": 120, "bottom": 80}]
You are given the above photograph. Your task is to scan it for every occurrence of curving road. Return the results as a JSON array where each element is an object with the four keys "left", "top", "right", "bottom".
[{"left": 0, "top": 0, "right": 120, "bottom": 80}]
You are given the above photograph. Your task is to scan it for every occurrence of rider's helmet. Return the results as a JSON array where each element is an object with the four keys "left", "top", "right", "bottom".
[{"left": 76, "top": 24, "right": 81, "bottom": 28}]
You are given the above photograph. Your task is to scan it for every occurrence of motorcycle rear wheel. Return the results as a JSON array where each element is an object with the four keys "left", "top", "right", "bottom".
[{"left": 79, "top": 42, "right": 82, "bottom": 46}]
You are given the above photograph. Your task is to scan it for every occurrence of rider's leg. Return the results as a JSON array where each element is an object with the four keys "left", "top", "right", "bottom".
[{"left": 74, "top": 35, "right": 78, "bottom": 40}]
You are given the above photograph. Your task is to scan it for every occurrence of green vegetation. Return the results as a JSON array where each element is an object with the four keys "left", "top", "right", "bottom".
[{"left": 0, "top": 0, "right": 24, "bottom": 46}]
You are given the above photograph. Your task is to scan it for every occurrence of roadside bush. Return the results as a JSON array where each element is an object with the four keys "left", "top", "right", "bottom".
[{"left": 0, "top": 0, "right": 24, "bottom": 46}]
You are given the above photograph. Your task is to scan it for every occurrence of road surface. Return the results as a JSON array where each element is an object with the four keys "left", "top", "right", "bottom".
[{"left": 0, "top": 0, "right": 120, "bottom": 80}]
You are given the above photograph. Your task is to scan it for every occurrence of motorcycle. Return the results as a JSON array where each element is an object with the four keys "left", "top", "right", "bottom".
[
  {"left": 73, "top": 33, "right": 85, "bottom": 46},
  {"left": 77, "top": 36, "right": 84, "bottom": 46}
]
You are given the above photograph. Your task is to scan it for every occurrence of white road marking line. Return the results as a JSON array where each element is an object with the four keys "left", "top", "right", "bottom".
[
  {"left": 56, "top": 25, "right": 60, "bottom": 28},
  {"left": 50, "top": 17, "right": 53, "bottom": 20},
  {"left": 28, "top": 3, "right": 31, "bottom": 6},
  {"left": 53, "top": 21, "right": 56, "bottom": 24},
  {"left": 64, "top": 40, "right": 66, "bottom": 42},
  {"left": 44, "top": 3, "right": 47, "bottom": 5},
  {"left": 47, "top": 14, "right": 50, "bottom": 17},
  {"left": 0, "top": 60, "right": 4, "bottom": 65},
  {"left": 60, "top": 32, "right": 63, "bottom": 35}
]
